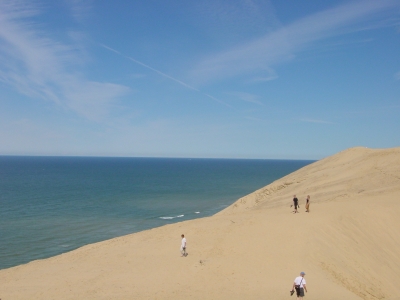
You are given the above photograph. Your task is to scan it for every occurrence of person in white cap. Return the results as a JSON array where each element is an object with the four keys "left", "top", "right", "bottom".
[{"left": 291, "top": 271, "right": 307, "bottom": 298}]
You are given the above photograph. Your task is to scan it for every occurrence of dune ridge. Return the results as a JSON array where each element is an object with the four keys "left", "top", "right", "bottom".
[
  {"left": 220, "top": 147, "right": 400, "bottom": 214},
  {"left": 0, "top": 147, "right": 399, "bottom": 299}
]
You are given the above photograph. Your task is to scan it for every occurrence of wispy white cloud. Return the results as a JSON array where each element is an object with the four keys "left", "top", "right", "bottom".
[
  {"left": 63, "top": 79, "right": 130, "bottom": 120},
  {"left": 190, "top": 0, "right": 400, "bottom": 85},
  {"left": 0, "top": 1, "right": 129, "bottom": 120},
  {"left": 192, "top": 0, "right": 281, "bottom": 41},
  {"left": 244, "top": 116, "right": 269, "bottom": 122},
  {"left": 299, "top": 118, "right": 335, "bottom": 124},
  {"left": 250, "top": 75, "right": 278, "bottom": 82},
  {"left": 395, "top": 71, "right": 400, "bottom": 80},
  {"left": 246, "top": 68, "right": 278, "bottom": 83},
  {"left": 129, "top": 73, "right": 147, "bottom": 80},
  {"left": 64, "top": 0, "right": 92, "bottom": 24},
  {"left": 227, "top": 91, "right": 264, "bottom": 106}
]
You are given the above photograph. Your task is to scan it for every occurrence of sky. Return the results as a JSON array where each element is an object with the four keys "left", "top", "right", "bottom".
[{"left": 0, "top": 0, "right": 399, "bottom": 159}]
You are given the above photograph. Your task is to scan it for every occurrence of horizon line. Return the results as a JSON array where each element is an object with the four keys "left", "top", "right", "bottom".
[{"left": 0, "top": 154, "right": 318, "bottom": 161}]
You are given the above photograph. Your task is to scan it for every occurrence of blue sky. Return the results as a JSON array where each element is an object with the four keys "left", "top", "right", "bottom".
[{"left": 0, "top": 0, "right": 399, "bottom": 159}]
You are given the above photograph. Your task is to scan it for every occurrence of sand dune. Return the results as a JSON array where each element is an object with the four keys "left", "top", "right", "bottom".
[{"left": 1, "top": 147, "right": 399, "bottom": 299}]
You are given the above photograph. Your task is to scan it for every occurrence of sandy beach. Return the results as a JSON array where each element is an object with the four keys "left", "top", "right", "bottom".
[{"left": 1, "top": 147, "right": 399, "bottom": 300}]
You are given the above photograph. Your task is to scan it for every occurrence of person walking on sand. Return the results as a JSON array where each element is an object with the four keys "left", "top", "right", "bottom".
[
  {"left": 291, "top": 271, "right": 307, "bottom": 298},
  {"left": 293, "top": 195, "right": 299, "bottom": 213},
  {"left": 305, "top": 195, "right": 310, "bottom": 212},
  {"left": 180, "top": 234, "right": 187, "bottom": 257}
]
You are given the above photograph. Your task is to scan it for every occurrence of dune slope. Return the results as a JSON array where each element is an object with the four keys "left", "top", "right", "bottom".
[{"left": 0, "top": 147, "right": 399, "bottom": 300}]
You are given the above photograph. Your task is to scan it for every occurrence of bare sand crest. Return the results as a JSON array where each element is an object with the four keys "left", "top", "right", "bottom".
[{"left": 0, "top": 147, "right": 399, "bottom": 299}]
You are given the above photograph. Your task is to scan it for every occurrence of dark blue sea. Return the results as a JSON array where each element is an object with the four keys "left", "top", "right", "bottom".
[{"left": 0, "top": 156, "right": 313, "bottom": 270}]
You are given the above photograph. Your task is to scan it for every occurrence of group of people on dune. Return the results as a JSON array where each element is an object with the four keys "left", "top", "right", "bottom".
[
  {"left": 290, "top": 196, "right": 309, "bottom": 297},
  {"left": 178, "top": 195, "right": 311, "bottom": 298},
  {"left": 292, "top": 195, "right": 310, "bottom": 213}
]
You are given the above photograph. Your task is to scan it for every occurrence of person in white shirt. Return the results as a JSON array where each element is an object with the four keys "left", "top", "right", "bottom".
[
  {"left": 180, "top": 234, "right": 187, "bottom": 257},
  {"left": 291, "top": 272, "right": 307, "bottom": 298}
]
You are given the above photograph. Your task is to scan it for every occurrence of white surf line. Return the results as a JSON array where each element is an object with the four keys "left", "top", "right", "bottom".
[
  {"left": 100, "top": 44, "right": 231, "bottom": 108},
  {"left": 160, "top": 215, "right": 185, "bottom": 220}
]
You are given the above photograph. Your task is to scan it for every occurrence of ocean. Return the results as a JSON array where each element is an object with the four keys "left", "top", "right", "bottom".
[{"left": 0, "top": 156, "right": 313, "bottom": 270}]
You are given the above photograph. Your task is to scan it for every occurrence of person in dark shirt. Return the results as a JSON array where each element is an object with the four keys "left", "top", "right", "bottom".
[{"left": 293, "top": 195, "right": 299, "bottom": 213}]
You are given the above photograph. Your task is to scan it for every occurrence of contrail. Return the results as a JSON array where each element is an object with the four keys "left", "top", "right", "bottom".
[
  {"left": 204, "top": 94, "right": 232, "bottom": 108},
  {"left": 101, "top": 44, "right": 198, "bottom": 91},
  {"left": 100, "top": 44, "right": 121, "bottom": 55},
  {"left": 100, "top": 43, "right": 231, "bottom": 107},
  {"left": 126, "top": 56, "right": 199, "bottom": 92}
]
